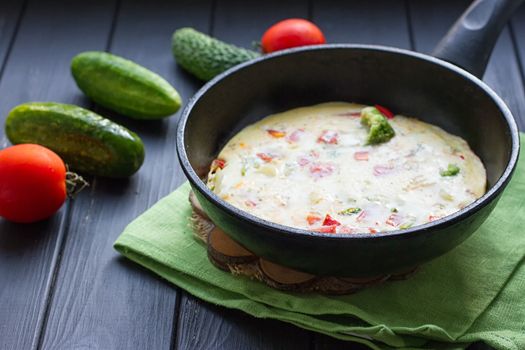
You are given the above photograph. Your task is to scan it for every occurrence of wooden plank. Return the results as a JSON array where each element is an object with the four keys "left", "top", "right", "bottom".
[
  {"left": 212, "top": 0, "right": 309, "bottom": 48},
  {"left": 175, "top": 1, "right": 314, "bottom": 349},
  {"left": 0, "top": 1, "right": 25, "bottom": 84},
  {"left": 409, "top": 0, "right": 525, "bottom": 131},
  {"left": 0, "top": 1, "right": 115, "bottom": 349},
  {"left": 311, "top": 1, "right": 410, "bottom": 349},
  {"left": 510, "top": 5, "right": 525, "bottom": 95},
  {"left": 177, "top": 296, "right": 314, "bottom": 350},
  {"left": 312, "top": 0, "right": 411, "bottom": 49},
  {"left": 38, "top": 1, "right": 212, "bottom": 349}
]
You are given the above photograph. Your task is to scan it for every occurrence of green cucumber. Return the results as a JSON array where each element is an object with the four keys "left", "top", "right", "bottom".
[
  {"left": 71, "top": 51, "right": 181, "bottom": 119},
  {"left": 5, "top": 102, "right": 145, "bottom": 178},
  {"left": 172, "top": 28, "right": 260, "bottom": 81}
]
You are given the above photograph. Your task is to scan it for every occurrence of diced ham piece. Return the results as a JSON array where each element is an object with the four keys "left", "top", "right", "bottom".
[
  {"left": 338, "top": 225, "right": 356, "bottom": 234},
  {"left": 356, "top": 210, "right": 367, "bottom": 222},
  {"left": 373, "top": 165, "right": 394, "bottom": 176},
  {"left": 309, "top": 162, "right": 335, "bottom": 179},
  {"left": 297, "top": 150, "right": 320, "bottom": 167},
  {"left": 317, "top": 130, "right": 338, "bottom": 144},
  {"left": 245, "top": 200, "right": 257, "bottom": 208},
  {"left": 386, "top": 213, "right": 403, "bottom": 227},
  {"left": 353, "top": 151, "right": 369, "bottom": 161},
  {"left": 368, "top": 228, "right": 378, "bottom": 234},
  {"left": 286, "top": 129, "right": 304, "bottom": 143},
  {"left": 428, "top": 215, "right": 443, "bottom": 222},
  {"left": 297, "top": 157, "right": 310, "bottom": 166}
]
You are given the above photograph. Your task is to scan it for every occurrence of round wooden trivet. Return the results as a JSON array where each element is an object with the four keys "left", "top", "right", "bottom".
[{"left": 189, "top": 190, "right": 417, "bottom": 294}]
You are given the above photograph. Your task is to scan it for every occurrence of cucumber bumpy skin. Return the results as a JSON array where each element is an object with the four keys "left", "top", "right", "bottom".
[
  {"left": 5, "top": 102, "right": 145, "bottom": 178},
  {"left": 172, "top": 28, "right": 260, "bottom": 81},
  {"left": 71, "top": 51, "right": 181, "bottom": 119}
]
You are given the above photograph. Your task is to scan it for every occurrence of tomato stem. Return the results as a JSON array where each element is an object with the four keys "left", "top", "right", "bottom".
[{"left": 66, "top": 170, "right": 89, "bottom": 198}]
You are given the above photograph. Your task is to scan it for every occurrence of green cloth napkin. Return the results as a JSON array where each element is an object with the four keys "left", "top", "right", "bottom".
[{"left": 114, "top": 140, "right": 525, "bottom": 350}]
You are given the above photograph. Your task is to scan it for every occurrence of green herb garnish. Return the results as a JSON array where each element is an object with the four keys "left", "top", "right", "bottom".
[
  {"left": 440, "top": 164, "right": 460, "bottom": 177},
  {"left": 399, "top": 216, "right": 416, "bottom": 230},
  {"left": 338, "top": 207, "right": 362, "bottom": 215}
]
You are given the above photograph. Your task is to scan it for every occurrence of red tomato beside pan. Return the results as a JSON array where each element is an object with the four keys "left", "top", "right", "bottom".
[
  {"left": 261, "top": 18, "right": 326, "bottom": 53},
  {"left": 177, "top": 0, "right": 522, "bottom": 277}
]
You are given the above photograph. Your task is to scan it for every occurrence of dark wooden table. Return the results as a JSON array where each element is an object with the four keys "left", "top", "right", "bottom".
[{"left": 1, "top": 1, "right": 524, "bottom": 349}]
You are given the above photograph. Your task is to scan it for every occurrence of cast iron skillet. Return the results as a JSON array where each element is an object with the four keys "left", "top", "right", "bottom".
[{"left": 177, "top": 0, "right": 522, "bottom": 277}]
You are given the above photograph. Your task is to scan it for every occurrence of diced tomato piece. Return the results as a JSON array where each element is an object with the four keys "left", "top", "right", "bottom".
[
  {"left": 386, "top": 213, "right": 403, "bottom": 227},
  {"left": 267, "top": 129, "right": 286, "bottom": 138},
  {"left": 245, "top": 200, "right": 257, "bottom": 208},
  {"left": 322, "top": 214, "right": 341, "bottom": 226},
  {"left": 211, "top": 158, "right": 226, "bottom": 171},
  {"left": 353, "top": 151, "right": 369, "bottom": 161},
  {"left": 356, "top": 210, "right": 367, "bottom": 222},
  {"left": 306, "top": 213, "right": 322, "bottom": 225},
  {"left": 373, "top": 165, "right": 394, "bottom": 176},
  {"left": 374, "top": 104, "right": 394, "bottom": 119},
  {"left": 309, "top": 162, "right": 335, "bottom": 179},
  {"left": 317, "top": 130, "right": 338, "bottom": 144},
  {"left": 312, "top": 225, "right": 338, "bottom": 234},
  {"left": 368, "top": 228, "right": 378, "bottom": 234},
  {"left": 256, "top": 153, "right": 273, "bottom": 163},
  {"left": 286, "top": 129, "right": 304, "bottom": 143}
]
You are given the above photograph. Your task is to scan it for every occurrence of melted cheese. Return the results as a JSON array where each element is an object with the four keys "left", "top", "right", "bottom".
[{"left": 206, "top": 102, "right": 486, "bottom": 234}]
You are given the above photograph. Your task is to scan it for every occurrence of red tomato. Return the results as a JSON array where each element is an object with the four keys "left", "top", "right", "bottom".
[
  {"left": 261, "top": 18, "right": 326, "bottom": 53},
  {"left": 0, "top": 144, "right": 67, "bottom": 223},
  {"left": 322, "top": 214, "right": 341, "bottom": 226}
]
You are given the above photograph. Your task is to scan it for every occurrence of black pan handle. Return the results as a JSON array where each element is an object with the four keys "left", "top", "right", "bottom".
[{"left": 432, "top": 0, "right": 524, "bottom": 78}]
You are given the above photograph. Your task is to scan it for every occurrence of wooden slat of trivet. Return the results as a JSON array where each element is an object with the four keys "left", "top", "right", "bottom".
[{"left": 189, "top": 190, "right": 417, "bottom": 294}]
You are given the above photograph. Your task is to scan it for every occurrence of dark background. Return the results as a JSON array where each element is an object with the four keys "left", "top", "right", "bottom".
[{"left": 1, "top": 0, "right": 524, "bottom": 349}]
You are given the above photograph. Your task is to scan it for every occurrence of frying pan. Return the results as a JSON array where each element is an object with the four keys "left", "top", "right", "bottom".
[{"left": 177, "top": 0, "right": 523, "bottom": 277}]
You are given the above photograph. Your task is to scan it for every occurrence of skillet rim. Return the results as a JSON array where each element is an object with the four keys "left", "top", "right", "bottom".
[{"left": 176, "top": 43, "right": 520, "bottom": 241}]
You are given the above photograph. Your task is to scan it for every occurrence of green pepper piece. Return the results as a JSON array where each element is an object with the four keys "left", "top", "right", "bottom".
[{"left": 338, "top": 207, "right": 362, "bottom": 215}]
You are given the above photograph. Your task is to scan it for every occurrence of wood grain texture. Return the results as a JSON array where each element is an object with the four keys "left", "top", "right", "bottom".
[
  {"left": 0, "top": 1, "right": 25, "bottom": 82},
  {"left": 0, "top": 1, "right": 522, "bottom": 350},
  {"left": 38, "top": 1, "right": 212, "bottom": 349},
  {"left": 177, "top": 296, "right": 313, "bottom": 350},
  {"left": 511, "top": 5, "right": 525, "bottom": 92},
  {"left": 0, "top": 1, "right": 115, "bottom": 349},
  {"left": 175, "top": 0, "right": 313, "bottom": 349},
  {"left": 311, "top": 0, "right": 411, "bottom": 49},
  {"left": 409, "top": 0, "right": 525, "bottom": 131},
  {"left": 311, "top": 1, "right": 409, "bottom": 349},
  {"left": 212, "top": 0, "right": 309, "bottom": 48}
]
